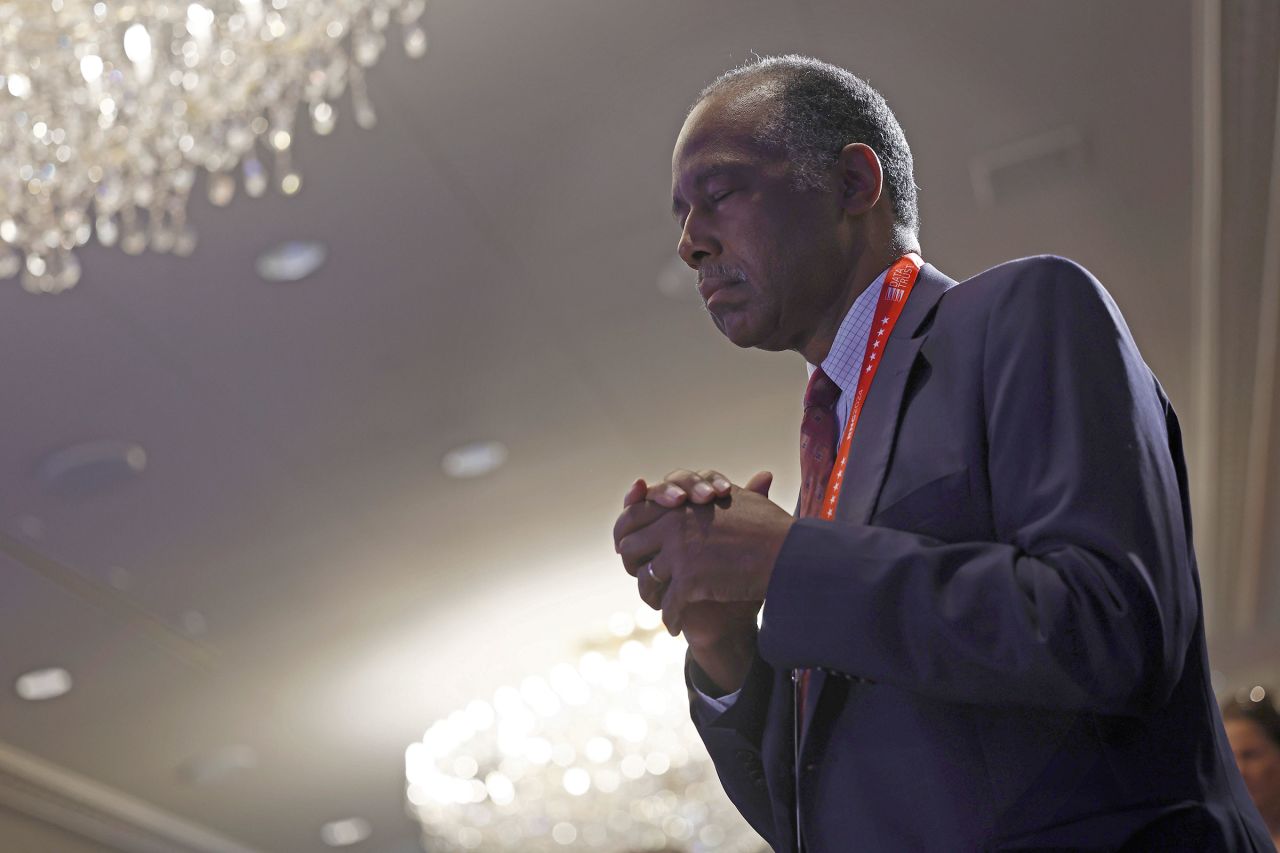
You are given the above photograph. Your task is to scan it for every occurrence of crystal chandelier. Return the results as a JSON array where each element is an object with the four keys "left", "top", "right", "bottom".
[
  {"left": 0, "top": 0, "right": 426, "bottom": 293},
  {"left": 405, "top": 609, "right": 769, "bottom": 853}
]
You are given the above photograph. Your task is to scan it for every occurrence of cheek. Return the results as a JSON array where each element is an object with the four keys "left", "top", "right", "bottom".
[
  {"left": 740, "top": 285, "right": 784, "bottom": 338},
  {"left": 748, "top": 245, "right": 795, "bottom": 304}
]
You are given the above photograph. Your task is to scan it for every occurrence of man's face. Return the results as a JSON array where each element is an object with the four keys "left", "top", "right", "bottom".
[{"left": 671, "top": 90, "right": 847, "bottom": 352}]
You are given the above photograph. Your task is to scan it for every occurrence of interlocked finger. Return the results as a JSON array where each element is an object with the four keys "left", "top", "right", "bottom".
[
  {"left": 637, "top": 558, "right": 669, "bottom": 610},
  {"left": 649, "top": 468, "right": 732, "bottom": 507},
  {"left": 617, "top": 520, "right": 665, "bottom": 577},
  {"left": 613, "top": 500, "right": 669, "bottom": 556}
]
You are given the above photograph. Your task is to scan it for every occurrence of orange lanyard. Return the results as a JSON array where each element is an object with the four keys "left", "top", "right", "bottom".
[{"left": 819, "top": 253, "right": 923, "bottom": 520}]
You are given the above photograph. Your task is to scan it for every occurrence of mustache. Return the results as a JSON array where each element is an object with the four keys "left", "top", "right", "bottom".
[{"left": 697, "top": 264, "right": 747, "bottom": 283}]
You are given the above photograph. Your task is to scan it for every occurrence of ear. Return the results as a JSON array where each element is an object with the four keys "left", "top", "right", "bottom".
[{"left": 837, "top": 142, "right": 884, "bottom": 217}]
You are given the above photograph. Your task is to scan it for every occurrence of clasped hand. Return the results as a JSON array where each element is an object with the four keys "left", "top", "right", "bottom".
[{"left": 611, "top": 468, "right": 794, "bottom": 642}]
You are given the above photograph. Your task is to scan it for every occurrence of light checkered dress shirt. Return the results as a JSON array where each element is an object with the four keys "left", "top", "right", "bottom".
[{"left": 805, "top": 265, "right": 890, "bottom": 437}]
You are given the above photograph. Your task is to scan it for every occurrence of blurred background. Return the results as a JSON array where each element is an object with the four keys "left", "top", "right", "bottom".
[{"left": 0, "top": 0, "right": 1277, "bottom": 850}]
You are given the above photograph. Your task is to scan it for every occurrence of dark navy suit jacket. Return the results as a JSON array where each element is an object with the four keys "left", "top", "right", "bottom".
[{"left": 688, "top": 257, "right": 1272, "bottom": 852}]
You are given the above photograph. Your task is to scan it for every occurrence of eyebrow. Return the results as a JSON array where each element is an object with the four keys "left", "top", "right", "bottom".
[{"left": 671, "top": 164, "right": 740, "bottom": 218}]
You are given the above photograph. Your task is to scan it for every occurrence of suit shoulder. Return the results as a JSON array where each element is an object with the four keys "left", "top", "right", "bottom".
[
  {"left": 940, "top": 255, "right": 1118, "bottom": 317},
  {"left": 931, "top": 256, "right": 1137, "bottom": 358},
  {"left": 962, "top": 254, "right": 1102, "bottom": 294}
]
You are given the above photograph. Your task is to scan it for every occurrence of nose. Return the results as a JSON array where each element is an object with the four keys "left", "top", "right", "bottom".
[{"left": 676, "top": 209, "right": 718, "bottom": 270}]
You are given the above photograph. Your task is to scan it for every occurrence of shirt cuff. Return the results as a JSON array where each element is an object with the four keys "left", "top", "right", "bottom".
[{"left": 692, "top": 684, "right": 742, "bottom": 715}]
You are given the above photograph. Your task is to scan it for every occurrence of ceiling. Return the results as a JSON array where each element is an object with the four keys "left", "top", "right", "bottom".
[{"left": 0, "top": 0, "right": 1276, "bottom": 851}]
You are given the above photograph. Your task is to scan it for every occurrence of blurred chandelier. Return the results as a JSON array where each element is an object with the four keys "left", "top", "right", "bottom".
[
  {"left": 0, "top": 0, "right": 426, "bottom": 294},
  {"left": 405, "top": 610, "right": 768, "bottom": 853}
]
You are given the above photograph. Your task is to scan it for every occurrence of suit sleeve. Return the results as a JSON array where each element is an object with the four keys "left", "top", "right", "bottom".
[
  {"left": 685, "top": 650, "right": 781, "bottom": 848},
  {"left": 758, "top": 258, "right": 1198, "bottom": 716}
]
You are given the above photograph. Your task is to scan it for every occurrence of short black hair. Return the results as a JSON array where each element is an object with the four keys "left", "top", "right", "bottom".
[
  {"left": 1223, "top": 687, "right": 1280, "bottom": 749},
  {"left": 694, "top": 55, "right": 920, "bottom": 241}
]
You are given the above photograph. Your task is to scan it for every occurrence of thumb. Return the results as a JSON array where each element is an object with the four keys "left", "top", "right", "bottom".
[{"left": 744, "top": 470, "right": 773, "bottom": 497}]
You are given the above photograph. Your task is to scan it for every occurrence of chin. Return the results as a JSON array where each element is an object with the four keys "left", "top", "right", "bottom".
[
  {"left": 716, "top": 319, "right": 761, "bottom": 348},
  {"left": 726, "top": 323, "right": 789, "bottom": 352},
  {"left": 713, "top": 308, "right": 771, "bottom": 349}
]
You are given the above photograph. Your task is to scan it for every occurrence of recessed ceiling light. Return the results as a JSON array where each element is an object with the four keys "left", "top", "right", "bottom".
[
  {"left": 442, "top": 441, "right": 508, "bottom": 479},
  {"left": 179, "top": 610, "right": 208, "bottom": 636},
  {"left": 321, "top": 817, "right": 371, "bottom": 847},
  {"left": 255, "top": 239, "right": 327, "bottom": 282},
  {"left": 15, "top": 667, "right": 72, "bottom": 701},
  {"left": 178, "top": 744, "right": 257, "bottom": 785},
  {"left": 107, "top": 566, "right": 133, "bottom": 590},
  {"left": 13, "top": 514, "right": 45, "bottom": 541},
  {"left": 37, "top": 439, "right": 147, "bottom": 497}
]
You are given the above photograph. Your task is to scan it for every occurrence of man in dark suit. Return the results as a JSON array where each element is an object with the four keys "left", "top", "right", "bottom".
[{"left": 612, "top": 55, "right": 1272, "bottom": 851}]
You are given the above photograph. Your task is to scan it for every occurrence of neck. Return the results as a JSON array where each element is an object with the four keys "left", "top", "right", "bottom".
[
  {"left": 1265, "top": 803, "right": 1280, "bottom": 838},
  {"left": 1251, "top": 789, "right": 1280, "bottom": 840},
  {"left": 797, "top": 242, "right": 909, "bottom": 365}
]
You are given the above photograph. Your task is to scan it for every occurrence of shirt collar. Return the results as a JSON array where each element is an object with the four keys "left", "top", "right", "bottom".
[{"left": 805, "top": 265, "right": 892, "bottom": 395}]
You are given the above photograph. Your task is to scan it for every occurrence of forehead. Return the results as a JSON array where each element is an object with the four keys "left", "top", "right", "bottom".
[
  {"left": 1226, "top": 718, "right": 1272, "bottom": 746},
  {"left": 672, "top": 88, "right": 780, "bottom": 183}
]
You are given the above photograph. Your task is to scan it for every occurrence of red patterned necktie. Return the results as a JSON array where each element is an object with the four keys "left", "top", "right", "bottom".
[
  {"left": 799, "top": 367, "right": 841, "bottom": 518},
  {"left": 797, "top": 367, "right": 841, "bottom": 731}
]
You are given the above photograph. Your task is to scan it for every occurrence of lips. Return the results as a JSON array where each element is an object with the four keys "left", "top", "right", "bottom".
[
  {"left": 705, "top": 288, "right": 739, "bottom": 311},
  {"left": 698, "top": 276, "right": 743, "bottom": 310}
]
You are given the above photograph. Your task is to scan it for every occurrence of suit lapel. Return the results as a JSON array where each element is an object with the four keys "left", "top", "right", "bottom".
[
  {"left": 836, "top": 264, "right": 956, "bottom": 525},
  {"left": 796, "top": 266, "right": 957, "bottom": 758}
]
